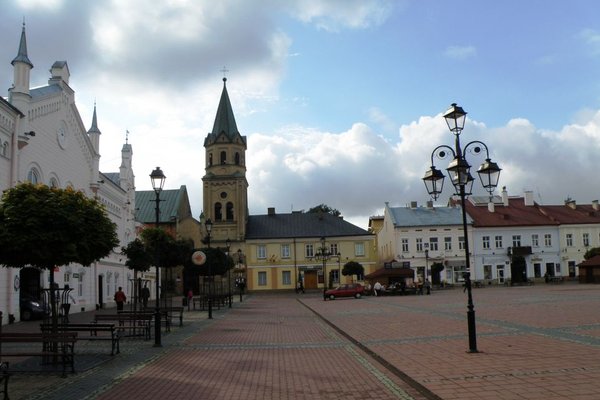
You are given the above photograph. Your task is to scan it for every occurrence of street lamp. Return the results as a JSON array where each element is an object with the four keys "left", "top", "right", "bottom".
[
  {"left": 313, "top": 237, "right": 339, "bottom": 301},
  {"left": 225, "top": 238, "right": 232, "bottom": 308},
  {"left": 337, "top": 253, "right": 341, "bottom": 285},
  {"left": 236, "top": 249, "right": 245, "bottom": 302},
  {"left": 150, "top": 166, "right": 166, "bottom": 347},
  {"left": 204, "top": 218, "right": 213, "bottom": 319},
  {"left": 424, "top": 242, "right": 429, "bottom": 284},
  {"left": 422, "top": 103, "right": 501, "bottom": 353}
]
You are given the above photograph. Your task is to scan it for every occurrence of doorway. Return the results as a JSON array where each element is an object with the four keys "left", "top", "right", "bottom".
[
  {"left": 98, "top": 274, "right": 104, "bottom": 309},
  {"left": 304, "top": 271, "right": 318, "bottom": 289},
  {"left": 497, "top": 266, "right": 505, "bottom": 284}
]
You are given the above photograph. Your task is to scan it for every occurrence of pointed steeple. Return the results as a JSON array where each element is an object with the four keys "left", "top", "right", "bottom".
[
  {"left": 12, "top": 22, "right": 33, "bottom": 68},
  {"left": 87, "top": 103, "right": 101, "bottom": 135},
  {"left": 211, "top": 78, "right": 239, "bottom": 140}
]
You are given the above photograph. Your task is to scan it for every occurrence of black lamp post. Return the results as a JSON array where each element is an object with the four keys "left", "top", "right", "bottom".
[
  {"left": 424, "top": 242, "right": 429, "bottom": 284},
  {"left": 422, "top": 103, "right": 501, "bottom": 353},
  {"left": 204, "top": 218, "right": 213, "bottom": 319},
  {"left": 313, "top": 237, "right": 338, "bottom": 301},
  {"left": 150, "top": 166, "right": 166, "bottom": 347},
  {"left": 337, "top": 253, "right": 341, "bottom": 285},
  {"left": 225, "top": 238, "right": 232, "bottom": 308}
]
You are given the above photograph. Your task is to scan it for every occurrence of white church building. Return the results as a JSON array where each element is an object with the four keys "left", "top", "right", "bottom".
[{"left": 0, "top": 24, "right": 139, "bottom": 323}]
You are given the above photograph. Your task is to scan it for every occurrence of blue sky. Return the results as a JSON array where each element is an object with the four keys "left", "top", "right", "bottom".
[{"left": 3, "top": 0, "right": 600, "bottom": 229}]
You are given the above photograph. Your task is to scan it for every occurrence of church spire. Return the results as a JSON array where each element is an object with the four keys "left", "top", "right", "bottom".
[
  {"left": 87, "top": 102, "right": 101, "bottom": 135},
  {"left": 11, "top": 22, "right": 33, "bottom": 68},
  {"left": 211, "top": 78, "right": 239, "bottom": 140}
]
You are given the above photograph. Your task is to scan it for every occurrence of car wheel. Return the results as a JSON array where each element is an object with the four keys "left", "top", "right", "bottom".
[
  {"left": 329, "top": 294, "right": 335, "bottom": 300},
  {"left": 355, "top": 293, "right": 362, "bottom": 299},
  {"left": 21, "top": 309, "right": 32, "bottom": 321}
]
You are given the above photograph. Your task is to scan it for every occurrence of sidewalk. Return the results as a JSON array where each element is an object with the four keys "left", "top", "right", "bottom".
[{"left": 6, "top": 284, "right": 600, "bottom": 399}]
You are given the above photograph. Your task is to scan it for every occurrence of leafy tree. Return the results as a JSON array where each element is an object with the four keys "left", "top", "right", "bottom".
[
  {"left": 342, "top": 261, "right": 364, "bottom": 283},
  {"left": 307, "top": 204, "right": 341, "bottom": 217},
  {"left": 0, "top": 183, "right": 118, "bottom": 326},
  {"left": 584, "top": 247, "right": 600, "bottom": 260},
  {"left": 121, "top": 238, "right": 154, "bottom": 308}
]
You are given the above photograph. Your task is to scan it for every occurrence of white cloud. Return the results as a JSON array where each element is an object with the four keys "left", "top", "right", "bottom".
[{"left": 444, "top": 45, "right": 476, "bottom": 60}]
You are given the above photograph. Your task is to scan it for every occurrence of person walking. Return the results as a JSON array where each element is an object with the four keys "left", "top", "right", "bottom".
[
  {"left": 141, "top": 284, "right": 150, "bottom": 308},
  {"left": 114, "top": 287, "right": 127, "bottom": 311}
]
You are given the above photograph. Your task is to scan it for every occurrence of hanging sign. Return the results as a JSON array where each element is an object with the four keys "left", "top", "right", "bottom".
[{"left": 192, "top": 251, "right": 207, "bottom": 266}]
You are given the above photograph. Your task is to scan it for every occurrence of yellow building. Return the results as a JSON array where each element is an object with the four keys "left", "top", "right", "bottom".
[{"left": 200, "top": 79, "right": 376, "bottom": 291}]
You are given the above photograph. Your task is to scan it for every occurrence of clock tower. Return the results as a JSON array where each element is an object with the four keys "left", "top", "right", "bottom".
[{"left": 202, "top": 78, "right": 248, "bottom": 244}]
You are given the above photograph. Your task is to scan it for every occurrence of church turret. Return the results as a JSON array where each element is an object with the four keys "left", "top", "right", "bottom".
[
  {"left": 87, "top": 102, "right": 101, "bottom": 153},
  {"left": 9, "top": 23, "right": 33, "bottom": 113},
  {"left": 202, "top": 78, "right": 248, "bottom": 243}
]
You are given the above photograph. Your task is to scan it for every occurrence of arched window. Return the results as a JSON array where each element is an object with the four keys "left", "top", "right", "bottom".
[
  {"left": 226, "top": 202, "right": 234, "bottom": 221},
  {"left": 208, "top": 153, "right": 213, "bottom": 166},
  {"left": 235, "top": 152, "right": 240, "bottom": 165},
  {"left": 2, "top": 141, "right": 8, "bottom": 157},
  {"left": 220, "top": 151, "right": 226, "bottom": 164},
  {"left": 214, "top": 202, "right": 223, "bottom": 221},
  {"left": 49, "top": 177, "right": 59, "bottom": 188},
  {"left": 27, "top": 168, "right": 40, "bottom": 184}
]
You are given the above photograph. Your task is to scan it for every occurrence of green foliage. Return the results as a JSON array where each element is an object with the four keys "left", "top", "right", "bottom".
[
  {"left": 342, "top": 261, "right": 364, "bottom": 277},
  {"left": 306, "top": 204, "right": 341, "bottom": 217},
  {"left": 138, "top": 228, "right": 194, "bottom": 269},
  {"left": 0, "top": 183, "right": 118, "bottom": 269},
  {"left": 121, "top": 238, "right": 153, "bottom": 273},
  {"left": 431, "top": 262, "right": 444, "bottom": 273},
  {"left": 584, "top": 247, "right": 600, "bottom": 260}
]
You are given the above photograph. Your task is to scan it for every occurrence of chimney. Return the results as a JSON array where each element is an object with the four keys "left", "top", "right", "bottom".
[
  {"left": 565, "top": 200, "right": 576, "bottom": 210},
  {"left": 488, "top": 201, "right": 495, "bottom": 213},
  {"left": 502, "top": 186, "right": 509, "bottom": 206},
  {"left": 268, "top": 207, "right": 275, "bottom": 215},
  {"left": 593, "top": 200, "right": 599, "bottom": 211},
  {"left": 426, "top": 200, "right": 433, "bottom": 209},
  {"left": 410, "top": 201, "right": 417, "bottom": 209},
  {"left": 524, "top": 191, "right": 534, "bottom": 206}
]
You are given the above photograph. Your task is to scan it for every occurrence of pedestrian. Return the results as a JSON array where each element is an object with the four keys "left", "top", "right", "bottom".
[
  {"left": 298, "top": 280, "right": 305, "bottom": 294},
  {"left": 141, "top": 284, "right": 150, "bottom": 308},
  {"left": 425, "top": 279, "right": 431, "bottom": 295},
  {"left": 373, "top": 281, "right": 382, "bottom": 296},
  {"left": 114, "top": 286, "right": 127, "bottom": 311},
  {"left": 60, "top": 284, "right": 76, "bottom": 322}
]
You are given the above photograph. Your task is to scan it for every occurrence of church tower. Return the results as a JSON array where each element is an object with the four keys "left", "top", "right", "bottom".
[{"left": 202, "top": 78, "right": 248, "bottom": 244}]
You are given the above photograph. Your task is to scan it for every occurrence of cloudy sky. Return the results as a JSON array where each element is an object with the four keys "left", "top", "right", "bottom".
[{"left": 3, "top": 0, "right": 600, "bottom": 229}]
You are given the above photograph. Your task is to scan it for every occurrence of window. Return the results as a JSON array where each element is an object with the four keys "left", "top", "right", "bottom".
[
  {"left": 566, "top": 233, "right": 573, "bottom": 247},
  {"left": 416, "top": 238, "right": 424, "bottom": 252},
  {"left": 330, "top": 243, "right": 338, "bottom": 255},
  {"left": 401, "top": 238, "right": 409, "bottom": 253},
  {"left": 220, "top": 151, "right": 227, "bottom": 164},
  {"left": 305, "top": 244, "right": 314, "bottom": 258},
  {"left": 257, "top": 245, "right": 266, "bottom": 259},
  {"left": 444, "top": 237, "right": 452, "bottom": 251},
  {"left": 484, "top": 265, "right": 492, "bottom": 280},
  {"left": 258, "top": 271, "right": 267, "bottom": 286},
  {"left": 282, "top": 271, "right": 291, "bottom": 285},
  {"left": 495, "top": 235, "right": 503, "bottom": 248},
  {"left": 330, "top": 270, "right": 340, "bottom": 284},
  {"left": 214, "top": 202, "right": 222, "bottom": 221},
  {"left": 532, "top": 234, "right": 539, "bottom": 247},
  {"left": 429, "top": 237, "right": 438, "bottom": 251},
  {"left": 459, "top": 236, "right": 465, "bottom": 251},
  {"left": 512, "top": 235, "right": 521, "bottom": 247},
  {"left": 355, "top": 242, "right": 365, "bottom": 257},
  {"left": 281, "top": 244, "right": 290, "bottom": 259},
  {"left": 235, "top": 152, "right": 240, "bottom": 165},
  {"left": 27, "top": 168, "right": 40, "bottom": 184},
  {"left": 226, "top": 202, "right": 234, "bottom": 220},
  {"left": 49, "top": 177, "right": 59, "bottom": 188},
  {"left": 544, "top": 234, "right": 552, "bottom": 247},
  {"left": 482, "top": 236, "right": 490, "bottom": 250},
  {"left": 583, "top": 233, "right": 590, "bottom": 247}
]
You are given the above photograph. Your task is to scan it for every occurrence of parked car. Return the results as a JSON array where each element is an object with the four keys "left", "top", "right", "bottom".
[
  {"left": 324, "top": 283, "right": 364, "bottom": 300},
  {"left": 20, "top": 295, "right": 49, "bottom": 321}
]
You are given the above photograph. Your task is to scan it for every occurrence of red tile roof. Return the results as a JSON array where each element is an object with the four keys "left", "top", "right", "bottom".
[
  {"left": 465, "top": 197, "right": 558, "bottom": 227},
  {"left": 537, "top": 204, "right": 600, "bottom": 225}
]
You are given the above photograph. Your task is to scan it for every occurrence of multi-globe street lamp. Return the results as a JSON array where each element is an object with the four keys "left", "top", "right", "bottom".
[
  {"left": 150, "top": 166, "right": 166, "bottom": 347},
  {"left": 422, "top": 103, "right": 501, "bottom": 353},
  {"left": 225, "top": 238, "right": 232, "bottom": 308},
  {"left": 313, "top": 237, "right": 339, "bottom": 301},
  {"left": 204, "top": 218, "right": 213, "bottom": 319}
]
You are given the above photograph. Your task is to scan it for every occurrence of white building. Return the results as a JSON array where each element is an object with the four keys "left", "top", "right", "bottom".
[{"left": 0, "top": 24, "right": 136, "bottom": 322}]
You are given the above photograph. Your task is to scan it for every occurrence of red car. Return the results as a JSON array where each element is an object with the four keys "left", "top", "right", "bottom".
[{"left": 324, "top": 283, "right": 364, "bottom": 300}]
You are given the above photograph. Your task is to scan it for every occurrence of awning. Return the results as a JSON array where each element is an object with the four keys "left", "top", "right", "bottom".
[{"left": 365, "top": 267, "right": 414, "bottom": 280}]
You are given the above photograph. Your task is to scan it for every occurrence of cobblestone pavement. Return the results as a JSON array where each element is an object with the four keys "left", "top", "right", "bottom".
[{"left": 7, "top": 283, "right": 600, "bottom": 399}]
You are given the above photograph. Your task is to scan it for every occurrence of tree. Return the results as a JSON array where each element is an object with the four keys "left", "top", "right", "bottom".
[
  {"left": 342, "top": 261, "right": 364, "bottom": 283},
  {"left": 121, "top": 238, "right": 154, "bottom": 309},
  {"left": 307, "top": 204, "right": 341, "bottom": 217},
  {"left": 584, "top": 247, "right": 600, "bottom": 260},
  {"left": 0, "top": 183, "right": 118, "bottom": 326}
]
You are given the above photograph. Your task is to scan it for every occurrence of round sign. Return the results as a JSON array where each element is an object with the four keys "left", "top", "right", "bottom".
[{"left": 192, "top": 251, "right": 206, "bottom": 266}]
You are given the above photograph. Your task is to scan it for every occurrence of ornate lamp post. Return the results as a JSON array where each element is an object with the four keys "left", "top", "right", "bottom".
[
  {"left": 204, "top": 218, "right": 213, "bottom": 319},
  {"left": 225, "top": 238, "right": 232, "bottom": 308},
  {"left": 150, "top": 166, "right": 166, "bottom": 347},
  {"left": 422, "top": 103, "right": 501, "bottom": 353},
  {"left": 313, "top": 237, "right": 339, "bottom": 301},
  {"left": 236, "top": 249, "right": 245, "bottom": 302}
]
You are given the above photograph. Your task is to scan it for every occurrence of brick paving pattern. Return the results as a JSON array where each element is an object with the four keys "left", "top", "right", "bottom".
[{"left": 5, "top": 283, "right": 600, "bottom": 399}]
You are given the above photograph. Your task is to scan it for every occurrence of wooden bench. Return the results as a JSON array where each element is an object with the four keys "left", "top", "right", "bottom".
[
  {"left": 94, "top": 314, "right": 152, "bottom": 340},
  {"left": 41, "top": 323, "right": 121, "bottom": 355},
  {"left": 118, "top": 310, "right": 173, "bottom": 332},
  {"left": 0, "top": 332, "right": 77, "bottom": 377},
  {"left": 162, "top": 307, "right": 184, "bottom": 327}
]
